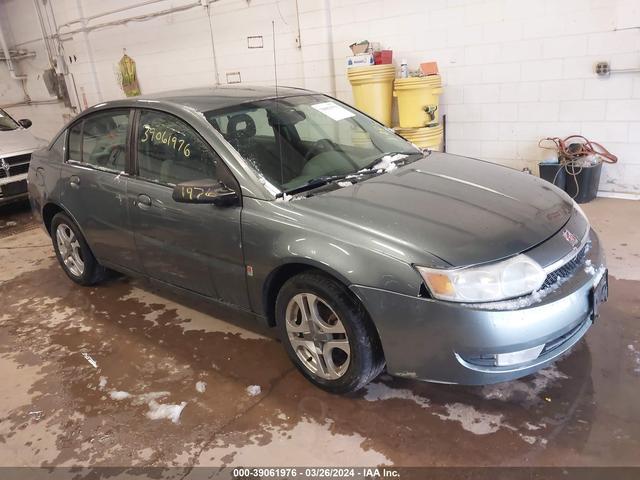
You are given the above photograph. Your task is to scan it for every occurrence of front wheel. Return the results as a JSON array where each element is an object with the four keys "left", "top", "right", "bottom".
[
  {"left": 51, "top": 212, "right": 107, "bottom": 286},
  {"left": 275, "top": 272, "right": 384, "bottom": 394}
]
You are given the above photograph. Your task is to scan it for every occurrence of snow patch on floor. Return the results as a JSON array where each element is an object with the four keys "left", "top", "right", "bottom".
[
  {"left": 146, "top": 400, "right": 186, "bottom": 424},
  {"left": 363, "top": 382, "right": 430, "bottom": 408},
  {"left": 246, "top": 385, "right": 261, "bottom": 396},
  {"left": 195, "top": 381, "right": 207, "bottom": 393},
  {"left": 109, "top": 391, "right": 131, "bottom": 401}
]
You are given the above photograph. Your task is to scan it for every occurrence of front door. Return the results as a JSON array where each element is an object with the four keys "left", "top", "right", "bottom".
[
  {"left": 60, "top": 109, "right": 140, "bottom": 271},
  {"left": 127, "top": 108, "right": 249, "bottom": 308}
]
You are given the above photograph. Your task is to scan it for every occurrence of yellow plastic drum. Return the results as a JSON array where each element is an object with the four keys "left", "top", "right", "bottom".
[
  {"left": 393, "top": 76, "right": 443, "bottom": 128},
  {"left": 347, "top": 64, "right": 396, "bottom": 127},
  {"left": 395, "top": 124, "right": 444, "bottom": 151}
]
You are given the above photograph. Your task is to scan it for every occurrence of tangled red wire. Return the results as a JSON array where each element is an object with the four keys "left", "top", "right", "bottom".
[
  {"left": 537, "top": 135, "right": 617, "bottom": 199},
  {"left": 538, "top": 135, "right": 618, "bottom": 164}
]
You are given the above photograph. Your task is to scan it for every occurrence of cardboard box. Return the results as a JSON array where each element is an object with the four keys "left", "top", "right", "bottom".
[
  {"left": 347, "top": 53, "right": 374, "bottom": 68},
  {"left": 349, "top": 41, "right": 369, "bottom": 55},
  {"left": 420, "top": 62, "right": 439, "bottom": 76}
]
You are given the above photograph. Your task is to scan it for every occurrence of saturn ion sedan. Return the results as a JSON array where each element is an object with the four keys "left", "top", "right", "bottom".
[{"left": 28, "top": 86, "right": 608, "bottom": 393}]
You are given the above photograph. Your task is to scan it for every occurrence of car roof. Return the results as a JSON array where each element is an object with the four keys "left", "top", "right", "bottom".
[{"left": 120, "top": 85, "right": 316, "bottom": 112}]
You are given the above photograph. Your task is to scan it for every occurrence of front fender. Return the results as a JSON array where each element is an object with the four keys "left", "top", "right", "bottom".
[{"left": 242, "top": 198, "right": 432, "bottom": 316}]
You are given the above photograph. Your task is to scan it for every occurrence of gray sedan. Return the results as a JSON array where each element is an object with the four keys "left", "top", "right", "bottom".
[{"left": 28, "top": 86, "right": 608, "bottom": 393}]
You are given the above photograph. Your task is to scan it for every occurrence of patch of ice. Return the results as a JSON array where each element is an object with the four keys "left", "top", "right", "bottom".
[
  {"left": 110, "top": 391, "right": 131, "bottom": 401},
  {"left": 146, "top": 400, "right": 186, "bottom": 424},
  {"left": 364, "top": 153, "right": 407, "bottom": 173},
  {"left": 5, "top": 221, "right": 17, "bottom": 227},
  {"left": 246, "top": 385, "right": 261, "bottom": 396},
  {"left": 435, "top": 403, "right": 504, "bottom": 435},
  {"left": 466, "top": 275, "right": 569, "bottom": 311},
  {"left": 524, "top": 422, "right": 544, "bottom": 431},
  {"left": 28, "top": 410, "right": 44, "bottom": 420},
  {"left": 98, "top": 376, "right": 108, "bottom": 389},
  {"left": 275, "top": 193, "right": 292, "bottom": 202},
  {"left": 337, "top": 181, "right": 353, "bottom": 188},
  {"left": 363, "top": 382, "right": 430, "bottom": 408},
  {"left": 195, "top": 381, "right": 207, "bottom": 393},
  {"left": 520, "top": 434, "right": 537, "bottom": 445},
  {"left": 131, "top": 391, "right": 170, "bottom": 405}
]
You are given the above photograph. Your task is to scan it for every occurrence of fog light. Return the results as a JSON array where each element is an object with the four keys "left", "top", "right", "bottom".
[{"left": 495, "top": 344, "right": 545, "bottom": 366}]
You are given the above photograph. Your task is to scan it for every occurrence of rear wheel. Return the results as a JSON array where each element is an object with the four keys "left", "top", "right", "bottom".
[
  {"left": 276, "top": 271, "right": 384, "bottom": 394},
  {"left": 51, "top": 212, "right": 107, "bottom": 286}
]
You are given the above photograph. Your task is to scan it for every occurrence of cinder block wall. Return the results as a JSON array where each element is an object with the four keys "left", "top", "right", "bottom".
[{"left": 1, "top": 0, "right": 638, "bottom": 195}]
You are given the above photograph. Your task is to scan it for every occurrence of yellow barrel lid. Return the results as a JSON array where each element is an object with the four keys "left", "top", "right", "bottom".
[{"left": 393, "top": 75, "right": 442, "bottom": 88}]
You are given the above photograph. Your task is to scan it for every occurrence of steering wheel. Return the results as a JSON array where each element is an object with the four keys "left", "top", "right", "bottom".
[{"left": 304, "top": 138, "right": 340, "bottom": 162}]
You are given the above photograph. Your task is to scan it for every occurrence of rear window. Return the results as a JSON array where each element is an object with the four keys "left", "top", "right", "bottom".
[{"left": 67, "top": 109, "right": 130, "bottom": 172}]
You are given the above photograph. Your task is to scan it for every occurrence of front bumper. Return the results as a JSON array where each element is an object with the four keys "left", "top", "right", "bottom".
[
  {"left": 0, "top": 173, "right": 28, "bottom": 205},
  {"left": 351, "top": 228, "right": 606, "bottom": 385}
]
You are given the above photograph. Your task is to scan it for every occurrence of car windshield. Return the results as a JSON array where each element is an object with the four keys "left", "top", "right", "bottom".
[
  {"left": 0, "top": 108, "right": 20, "bottom": 131},
  {"left": 203, "top": 94, "right": 422, "bottom": 194}
]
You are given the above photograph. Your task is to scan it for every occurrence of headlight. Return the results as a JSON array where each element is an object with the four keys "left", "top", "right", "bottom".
[{"left": 416, "top": 255, "right": 546, "bottom": 303}]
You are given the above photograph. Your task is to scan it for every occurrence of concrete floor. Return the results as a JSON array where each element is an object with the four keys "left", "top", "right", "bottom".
[{"left": 0, "top": 197, "right": 639, "bottom": 468}]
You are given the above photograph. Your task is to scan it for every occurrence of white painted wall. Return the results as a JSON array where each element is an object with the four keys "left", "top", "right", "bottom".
[{"left": 1, "top": 0, "right": 639, "bottom": 194}]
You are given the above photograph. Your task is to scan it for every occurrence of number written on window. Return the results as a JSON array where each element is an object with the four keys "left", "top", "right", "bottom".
[{"left": 141, "top": 125, "right": 191, "bottom": 157}]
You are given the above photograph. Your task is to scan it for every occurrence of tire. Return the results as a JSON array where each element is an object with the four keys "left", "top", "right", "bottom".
[
  {"left": 50, "top": 212, "right": 108, "bottom": 286},
  {"left": 275, "top": 271, "right": 385, "bottom": 394}
]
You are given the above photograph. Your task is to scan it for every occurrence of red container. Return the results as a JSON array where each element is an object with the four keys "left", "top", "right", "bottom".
[{"left": 373, "top": 50, "right": 393, "bottom": 65}]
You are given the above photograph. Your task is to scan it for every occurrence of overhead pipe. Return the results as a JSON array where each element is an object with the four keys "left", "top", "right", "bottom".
[
  {"left": 57, "top": 0, "right": 171, "bottom": 32},
  {"left": 32, "top": 0, "right": 55, "bottom": 69},
  {"left": 58, "top": 0, "right": 201, "bottom": 36},
  {"left": 0, "top": 23, "right": 27, "bottom": 80}
]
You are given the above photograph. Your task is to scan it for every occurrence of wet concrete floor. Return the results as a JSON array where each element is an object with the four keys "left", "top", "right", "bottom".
[{"left": 0, "top": 198, "right": 638, "bottom": 468}]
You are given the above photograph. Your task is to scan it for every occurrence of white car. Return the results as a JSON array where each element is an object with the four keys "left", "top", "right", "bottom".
[{"left": 1, "top": 108, "right": 43, "bottom": 205}]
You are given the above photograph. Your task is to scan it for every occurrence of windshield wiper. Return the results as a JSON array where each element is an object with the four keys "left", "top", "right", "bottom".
[
  {"left": 361, "top": 150, "right": 424, "bottom": 171},
  {"left": 277, "top": 171, "right": 379, "bottom": 197}
]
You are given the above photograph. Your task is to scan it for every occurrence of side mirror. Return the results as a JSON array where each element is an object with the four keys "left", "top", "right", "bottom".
[
  {"left": 19, "top": 119, "right": 32, "bottom": 129},
  {"left": 172, "top": 179, "right": 239, "bottom": 207}
]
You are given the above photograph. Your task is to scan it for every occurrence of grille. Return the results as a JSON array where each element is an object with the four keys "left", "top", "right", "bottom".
[
  {"left": 542, "top": 241, "right": 589, "bottom": 289},
  {"left": 0, "top": 153, "right": 31, "bottom": 179},
  {"left": 541, "top": 320, "right": 586, "bottom": 355}
]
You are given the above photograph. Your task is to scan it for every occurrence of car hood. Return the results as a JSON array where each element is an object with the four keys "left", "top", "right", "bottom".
[
  {"left": 290, "top": 153, "right": 573, "bottom": 267},
  {"left": 0, "top": 128, "right": 42, "bottom": 156}
]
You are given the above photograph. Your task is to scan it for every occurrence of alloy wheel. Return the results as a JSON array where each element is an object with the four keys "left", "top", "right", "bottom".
[
  {"left": 56, "top": 223, "right": 85, "bottom": 277},
  {"left": 285, "top": 293, "right": 351, "bottom": 380}
]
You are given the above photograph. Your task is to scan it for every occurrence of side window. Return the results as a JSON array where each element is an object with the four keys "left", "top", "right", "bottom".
[
  {"left": 136, "top": 110, "right": 218, "bottom": 186},
  {"left": 68, "top": 122, "right": 82, "bottom": 161},
  {"left": 49, "top": 131, "right": 65, "bottom": 160},
  {"left": 81, "top": 110, "right": 129, "bottom": 172}
]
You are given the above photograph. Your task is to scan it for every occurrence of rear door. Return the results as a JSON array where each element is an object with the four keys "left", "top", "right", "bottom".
[
  {"left": 60, "top": 109, "right": 140, "bottom": 271},
  {"left": 127, "top": 108, "right": 249, "bottom": 308}
]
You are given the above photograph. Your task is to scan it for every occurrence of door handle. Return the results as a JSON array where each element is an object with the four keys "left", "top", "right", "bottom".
[
  {"left": 136, "top": 194, "right": 152, "bottom": 209},
  {"left": 69, "top": 175, "right": 80, "bottom": 189}
]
